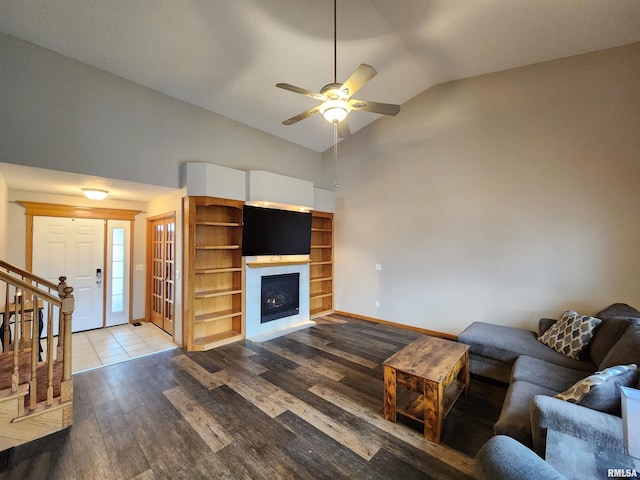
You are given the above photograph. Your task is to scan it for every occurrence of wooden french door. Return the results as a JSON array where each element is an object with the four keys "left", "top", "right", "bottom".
[{"left": 147, "top": 213, "right": 175, "bottom": 335}]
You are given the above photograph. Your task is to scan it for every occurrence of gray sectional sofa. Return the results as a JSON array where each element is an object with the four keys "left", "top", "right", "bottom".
[
  {"left": 458, "top": 303, "right": 640, "bottom": 455},
  {"left": 475, "top": 435, "right": 567, "bottom": 480}
]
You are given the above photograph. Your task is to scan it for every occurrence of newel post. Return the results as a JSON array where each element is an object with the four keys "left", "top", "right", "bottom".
[
  {"left": 56, "top": 277, "right": 69, "bottom": 360},
  {"left": 57, "top": 277, "right": 74, "bottom": 404}
]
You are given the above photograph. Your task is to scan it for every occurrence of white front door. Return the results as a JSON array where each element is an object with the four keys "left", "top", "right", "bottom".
[{"left": 33, "top": 216, "right": 105, "bottom": 332}]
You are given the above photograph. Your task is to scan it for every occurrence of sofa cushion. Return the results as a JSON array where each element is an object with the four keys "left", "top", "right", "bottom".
[
  {"left": 599, "top": 324, "right": 640, "bottom": 370},
  {"left": 538, "top": 318, "right": 557, "bottom": 336},
  {"left": 458, "top": 322, "right": 595, "bottom": 372},
  {"left": 595, "top": 303, "right": 640, "bottom": 322},
  {"left": 555, "top": 364, "right": 638, "bottom": 415},
  {"left": 511, "top": 356, "right": 589, "bottom": 392},
  {"left": 468, "top": 353, "right": 514, "bottom": 384},
  {"left": 588, "top": 303, "right": 639, "bottom": 366},
  {"left": 475, "top": 435, "right": 568, "bottom": 480},
  {"left": 494, "top": 380, "right": 558, "bottom": 447},
  {"left": 538, "top": 311, "right": 601, "bottom": 359},
  {"left": 531, "top": 395, "right": 625, "bottom": 456}
]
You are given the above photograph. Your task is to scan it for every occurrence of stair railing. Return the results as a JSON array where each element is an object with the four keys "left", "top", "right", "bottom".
[{"left": 0, "top": 260, "right": 74, "bottom": 411}]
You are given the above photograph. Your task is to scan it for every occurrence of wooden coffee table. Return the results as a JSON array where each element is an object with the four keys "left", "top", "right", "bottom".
[{"left": 383, "top": 335, "right": 470, "bottom": 443}]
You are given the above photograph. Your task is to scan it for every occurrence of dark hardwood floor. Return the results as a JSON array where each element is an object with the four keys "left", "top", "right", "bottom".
[{"left": 0, "top": 315, "right": 506, "bottom": 480}]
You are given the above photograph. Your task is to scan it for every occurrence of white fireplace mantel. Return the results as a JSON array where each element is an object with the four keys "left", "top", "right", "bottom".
[{"left": 244, "top": 257, "right": 314, "bottom": 342}]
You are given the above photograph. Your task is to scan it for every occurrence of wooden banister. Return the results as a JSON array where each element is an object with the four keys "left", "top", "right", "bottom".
[
  {"left": 0, "top": 260, "right": 58, "bottom": 291},
  {"left": 0, "top": 271, "right": 61, "bottom": 306},
  {"left": 0, "top": 259, "right": 74, "bottom": 449},
  {"left": 1, "top": 259, "right": 73, "bottom": 410}
]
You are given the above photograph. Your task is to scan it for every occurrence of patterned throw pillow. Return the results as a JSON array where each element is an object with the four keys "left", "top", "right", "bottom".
[
  {"left": 555, "top": 364, "right": 638, "bottom": 415},
  {"left": 538, "top": 310, "right": 601, "bottom": 359}
]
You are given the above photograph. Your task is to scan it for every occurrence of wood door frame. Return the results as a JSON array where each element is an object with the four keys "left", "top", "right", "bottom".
[
  {"left": 146, "top": 211, "right": 176, "bottom": 334},
  {"left": 18, "top": 201, "right": 141, "bottom": 328}
]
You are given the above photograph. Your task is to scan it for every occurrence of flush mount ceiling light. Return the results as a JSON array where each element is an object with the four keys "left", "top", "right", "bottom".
[{"left": 82, "top": 188, "right": 108, "bottom": 200}]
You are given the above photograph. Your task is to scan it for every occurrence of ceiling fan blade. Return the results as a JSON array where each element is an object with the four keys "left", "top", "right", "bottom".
[
  {"left": 276, "top": 83, "right": 324, "bottom": 100},
  {"left": 337, "top": 120, "right": 351, "bottom": 138},
  {"left": 349, "top": 99, "right": 400, "bottom": 116},
  {"left": 341, "top": 64, "right": 377, "bottom": 98},
  {"left": 282, "top": 106, "right": 321, "bottom": 125}
]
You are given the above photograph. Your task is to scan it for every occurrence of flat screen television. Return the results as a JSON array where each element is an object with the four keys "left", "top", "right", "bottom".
[{"left": 242, "top": 205, "right": 312, "bottom": 256}]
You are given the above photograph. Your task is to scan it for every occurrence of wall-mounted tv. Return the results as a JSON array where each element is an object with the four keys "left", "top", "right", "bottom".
[{"left": 242, "top": 205, "right": 312, "bottom": 256}]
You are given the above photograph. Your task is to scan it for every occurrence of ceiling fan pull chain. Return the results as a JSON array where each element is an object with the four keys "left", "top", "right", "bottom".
[{"left": 334, "top": 122, "right": 339, "bottom": 189}]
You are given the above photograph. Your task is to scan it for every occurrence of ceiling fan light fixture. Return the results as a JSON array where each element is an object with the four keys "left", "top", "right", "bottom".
[
  {"left": 82, "top": 188, "right": 109, "bottom": 200},
  {"left": 320, "top": 99, "right": 349, "bottom": 123}
]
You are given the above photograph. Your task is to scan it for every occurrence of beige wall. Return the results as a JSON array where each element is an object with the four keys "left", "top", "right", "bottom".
[
  {"left": 6, "top": 189, "right": 149, "bottom": 320},
  {"left": 0, "top": 32, "right": 325, "bottom": 190},
  {"left": 0, "top": 172, "right": 7, "bottom": 260},
  {"left": 5, "top": 188, "right": 187, "bottom": 345},
  {"left": 324, "top": 43, "right": 640, "bottom": 334},
  {"left": 0, "top": 31, "right": 326, "bottom": 343}
]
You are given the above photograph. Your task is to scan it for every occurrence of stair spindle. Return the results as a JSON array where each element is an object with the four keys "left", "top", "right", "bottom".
[
  {"left": 11, "top": 290, "right": 21, "bottom": 392},
  {"left": 29, "top": 294, "right": 39, "bottom": 411},
  {"left": 47, "top": 305, "right": 54, "bottom": 406}
]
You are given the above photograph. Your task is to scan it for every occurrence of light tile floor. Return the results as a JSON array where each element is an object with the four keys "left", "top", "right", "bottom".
[{"left": 70, "top": 322, "right": 177, "bottom": 374}]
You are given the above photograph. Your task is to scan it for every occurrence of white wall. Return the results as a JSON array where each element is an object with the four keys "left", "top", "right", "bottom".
[
  {"left": 325, "top": 43, "right": 640, "bottom": 334},
  {"left": 0, "top": 32, "right": 326, "bottom": 190}
]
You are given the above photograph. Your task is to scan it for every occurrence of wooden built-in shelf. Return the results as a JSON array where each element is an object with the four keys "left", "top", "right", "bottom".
[
  {"left": 310, "top": 211, "right": 334, "bottom": 319},
  {"left": 195, "top": 221, "right": 241, "bottom": 227},
  {"left": 185, "top": 200, "right": 335, "bottom": 342},
  {"left": 310, "top": 292, "right": 333, "bottom": 300},
  {"left": 195, "top": 288, "right": 243, "bottom": 299},
  {"left": 194, "top": 330, "right": 243, "bottom": 350},
  {"left": 246, "top": 260, "right": 310, "bottom": 268},
  {"left": 184, "top": 196, "right": 245, "bottom": 351},
  {"left": 310, "top": 276, "right": 332, "bottom": 283},
  {"left": 195, "top": 267, "right": 243, "bottom": 274},
  {"left": 195, "top": 308, "right": 242, "bottom": 323}
]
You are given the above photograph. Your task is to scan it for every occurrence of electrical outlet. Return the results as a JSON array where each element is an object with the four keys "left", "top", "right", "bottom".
[
  {"left": 375, "top": 264, "right": 382, "bottom": 271},
  {"left": 136, "top": 264, "right": 144, "bottom": 271},
  {"left": 376, "top": 300, "right": 380, "bottom": 308}
]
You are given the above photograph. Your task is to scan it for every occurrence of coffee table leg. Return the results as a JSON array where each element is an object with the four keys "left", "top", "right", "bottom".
[
  {"left": 383, "top": 365, "right": 396, "bottom": 422},
  {"left": 462, "top": 351, "right": 470, "bottom": 396},
  {"left": 424, "top": 380, "right": 443, "bottom": 443}
]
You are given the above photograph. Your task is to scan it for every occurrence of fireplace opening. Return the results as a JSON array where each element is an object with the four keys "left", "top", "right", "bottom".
[{"left": 261, "top": 273, "right": 300, "bottom": 323}]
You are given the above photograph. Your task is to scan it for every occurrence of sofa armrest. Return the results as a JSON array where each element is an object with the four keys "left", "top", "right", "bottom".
[
  {"left": 538, "top": 318, "right": 557, "bottom": 336},
  {"left": 475, "top": 435, "right": 567, "bottom": 480},
  {"left": 530, "top": 395, "right": 624, "bottom": 457}
]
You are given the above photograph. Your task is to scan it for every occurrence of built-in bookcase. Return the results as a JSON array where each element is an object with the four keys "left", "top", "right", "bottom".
[
  {"left": 183, "top": 196, "right": 244, "bottom": 351},
  {"left": 309, "top": 211, "right": 334, "bottom": 318}
]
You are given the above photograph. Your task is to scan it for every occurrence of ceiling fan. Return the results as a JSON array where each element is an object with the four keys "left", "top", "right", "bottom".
[{"left": 276, "top": 0, "right": 400, "bottom": 138}]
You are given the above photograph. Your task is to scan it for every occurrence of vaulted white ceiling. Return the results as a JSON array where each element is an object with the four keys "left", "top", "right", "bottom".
[{"left": 2, "top": 0, "right": 640, "bottom": 153}]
